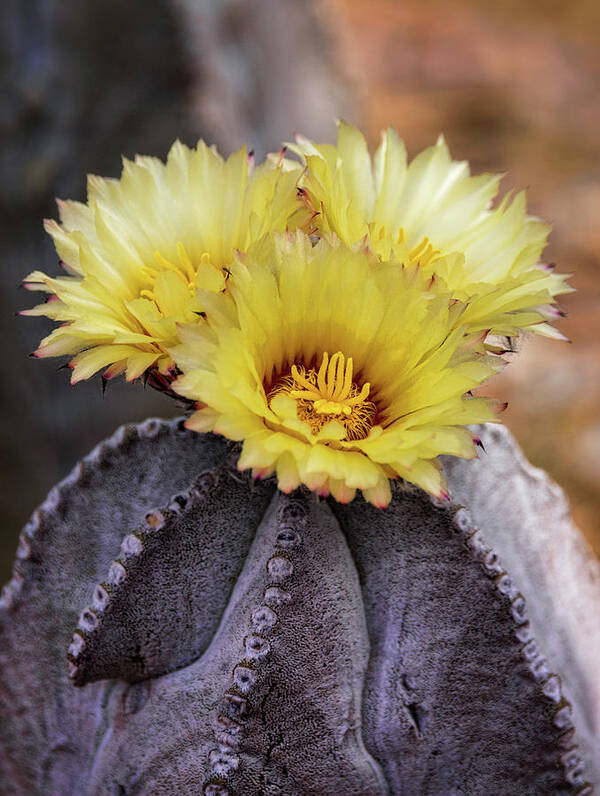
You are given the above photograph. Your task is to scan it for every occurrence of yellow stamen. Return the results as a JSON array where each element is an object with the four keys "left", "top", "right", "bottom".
[
  {"left": 409, "top": 236, "right": 440, "bottom": 268},
  {"left": 177, "top": 242, "right": 197, "bottom": 283},
  {"left": 153, "top": 250, "right": 186, "bottom": 279},
  {"left": 144, "top": 245, "right": 214, "bottom": 306},
  {"left": 139, "top": 265, "right": 159, "bottom": 283},
  {"left": 290, "top": 364, "right": 319, "bottom": 395},
  {"left": 271, "top": 351, "right": 376, "bottom": 441}
]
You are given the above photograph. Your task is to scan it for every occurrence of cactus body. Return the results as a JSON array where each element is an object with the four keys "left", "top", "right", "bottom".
[{"left": 1, "top": 419, "right": 598, "bottom": 794}]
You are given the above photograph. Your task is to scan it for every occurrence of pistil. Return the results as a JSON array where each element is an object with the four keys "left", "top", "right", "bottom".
[{"left": 268, "top": 351, "right": 376, "bottom": 441}]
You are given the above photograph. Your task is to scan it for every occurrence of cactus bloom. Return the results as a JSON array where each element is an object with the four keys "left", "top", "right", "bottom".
[
  {"left": 289, "top": 122, "right": 572, "bottom": 340},
  {"left": 171, "top": 233, "right": 500, "bottom": 506},
  {"left": 22, "top": 142, "right": 304, "bottom": 383}
]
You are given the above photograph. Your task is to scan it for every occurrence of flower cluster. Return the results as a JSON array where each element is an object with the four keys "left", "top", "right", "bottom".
[
  {"left": 24, "top": 125, "right": 569, "bottom": 506},
  {"left": 289, "top": 123, "right": 572, "bottom": 342},
  {"left": 23, "top": 143, "right": 305, "bottom": 382}
]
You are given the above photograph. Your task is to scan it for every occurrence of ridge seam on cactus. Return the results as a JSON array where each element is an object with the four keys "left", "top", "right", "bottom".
[
  {"left": 203, "top": 493, "right": 306, "bottom": 795},
  {"left": 1, "top": 417, "right": 196, "bottom": 619},
  {"left": 343, "top": 485, "right": 596, "bottom": 791},
  {"left": 67, "top": 465, "right": 221, "bottom": 685},
  {"left": 431, "top": 499, "right": 593, "bottom": 791},
  {"left": 66, "top": 459, "right": 269, "bottom": 687}
]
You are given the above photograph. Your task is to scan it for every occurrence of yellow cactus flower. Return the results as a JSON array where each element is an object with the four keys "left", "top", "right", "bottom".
[
  {"left": 289, "top": 122, "right": 572, "bottom": 340},
  {"left": 22, "top": 142, "right": 304, "bottom": 384},
  {"left": 171, "top": 233, "right": 501, "bottom": 507}
]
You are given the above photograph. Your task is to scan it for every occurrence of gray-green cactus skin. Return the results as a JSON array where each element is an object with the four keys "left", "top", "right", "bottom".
[{"left": 1, "top": 419, "right": 598, "bottom": 794}]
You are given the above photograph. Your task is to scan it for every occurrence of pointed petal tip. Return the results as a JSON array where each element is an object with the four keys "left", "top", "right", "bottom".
[
  {"left": 374, "top": 499, "right": 390, "bottom": 509},
  {"left": 252, "top": 467, "right": 271, "bottom": 481},
  {"left": 43, "top": 217, "right": 59, "bottom": 232}
]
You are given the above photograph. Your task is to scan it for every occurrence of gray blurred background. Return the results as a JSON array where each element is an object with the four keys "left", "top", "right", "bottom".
[
  {"left": 1, "top": 0, "right": 351, "bottom": 581},
  {"left": 2, "top": 0, "right": 599, "bottom": 581}
]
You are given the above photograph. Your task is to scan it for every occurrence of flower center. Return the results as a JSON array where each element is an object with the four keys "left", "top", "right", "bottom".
[
  {"left": 138, "top": 242, "right": 207, "bottom": 303},
  {"left": 268, "top": 351, "right": 376, "bottom": 441}
]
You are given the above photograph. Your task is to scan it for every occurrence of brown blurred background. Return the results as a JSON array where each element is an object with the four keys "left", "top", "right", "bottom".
[
  {"left": 1, "top": 0, "right": 598, "bottom": 582},
  {"left": 326, "top": 0, "right": 600, "bottom": 554}
]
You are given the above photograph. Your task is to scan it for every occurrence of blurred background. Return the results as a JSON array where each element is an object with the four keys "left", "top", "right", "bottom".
[{"left": 1, "top": 0, "right": 598, "bottom": 581}]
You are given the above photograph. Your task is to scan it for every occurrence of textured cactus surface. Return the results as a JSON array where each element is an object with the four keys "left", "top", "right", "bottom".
[{"left": 1, "top": 418, "right": 598, "bottom": 794}]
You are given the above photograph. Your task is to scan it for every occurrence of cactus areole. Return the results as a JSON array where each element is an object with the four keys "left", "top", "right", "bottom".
[{"left": 0, "top": 418, "right": 596, "bottom": 794}]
